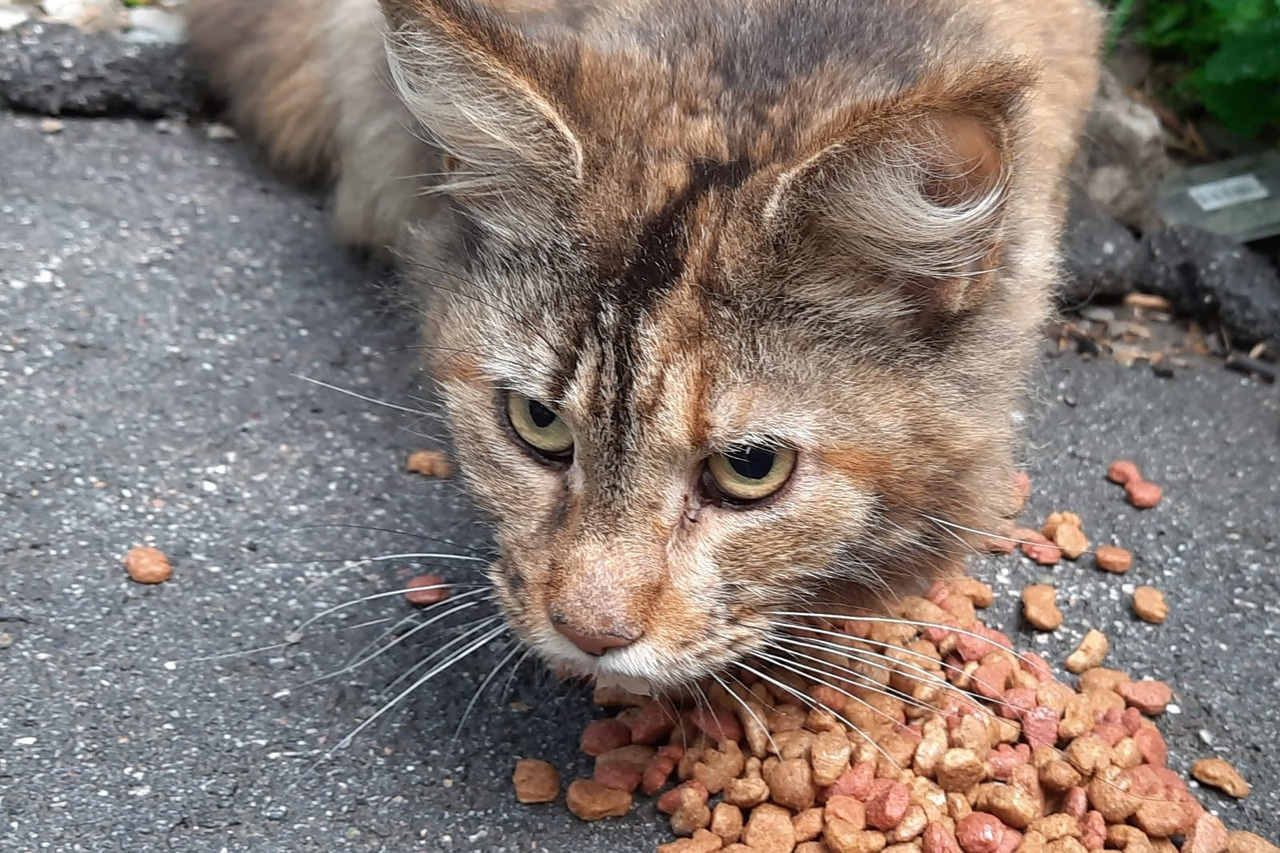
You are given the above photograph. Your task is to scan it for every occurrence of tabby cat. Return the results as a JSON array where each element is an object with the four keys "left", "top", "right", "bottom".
[{"left": 185, "top": 0, "right": 1102, "bottom": 693}]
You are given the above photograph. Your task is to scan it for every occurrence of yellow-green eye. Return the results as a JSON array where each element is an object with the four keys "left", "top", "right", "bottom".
[
  {"left": 705, "top": 445, "right": 796, "bottom": 503},
  {"left": 506, "top": 392, "right": 574, "bottom": 458}
]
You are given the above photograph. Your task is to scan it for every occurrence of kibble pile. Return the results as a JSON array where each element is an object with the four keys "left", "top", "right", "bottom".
[{"left": 509, "top": 464, "right": 1273, "bottom": 853}]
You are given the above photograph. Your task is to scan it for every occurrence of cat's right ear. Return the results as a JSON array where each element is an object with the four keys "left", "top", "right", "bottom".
[{"left": 379, "top": 0, "right": 582, "bottom": 239}]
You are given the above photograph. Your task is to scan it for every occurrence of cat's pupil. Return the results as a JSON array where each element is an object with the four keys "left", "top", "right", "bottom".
[
  {"left": 528, "top": 400, "right": 558, "bottom": 429},
  {"left": 728, "top": 447, "right": 775, "bottom": 480}
]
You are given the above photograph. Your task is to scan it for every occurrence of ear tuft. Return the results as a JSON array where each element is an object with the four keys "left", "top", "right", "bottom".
[
  {"left": 379, "top": 0, "right": 582, "bottom": 236},
  {"left": 767, "top": 64, "right": 1034, "bottom": 315}
]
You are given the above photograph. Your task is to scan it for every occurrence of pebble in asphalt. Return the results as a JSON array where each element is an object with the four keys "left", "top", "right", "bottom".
[{"left": 1, "top": 113, "right": 1277, "bottom": 851}]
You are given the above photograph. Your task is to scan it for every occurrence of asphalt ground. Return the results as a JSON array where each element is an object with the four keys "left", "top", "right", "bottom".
[{"left": 1, "top": 112, "right": 1277, "bottom": 853}]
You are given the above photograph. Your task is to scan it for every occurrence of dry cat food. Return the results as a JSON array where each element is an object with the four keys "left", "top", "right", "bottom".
[
  {"left": 123, "top": 545, "right": 172, "bottom": 584},
  {"left": 1093, "top": 546, "right": 1132, "bottom": 574},
  {"left": 1105, "top": 460, "right": 1162, "bottom": 510},
  {"left": 1190, "top": 759, "right": 1250, "bottom": 799},
  {"left": 513, "top": 758, "right": 561, "bottom": 803},
  {"left": 403, "top": 573, "right": 450, "bottom": 606},
  {"left": 405, "top": 448, "right": 452, "bottom": 478},
  {"left": 1132, "top": 587, "right": 1169, "bottom": 625},
  {"left": 515, "top": 577, "right": 1263, "bottom": 853},
  {"left": 1020, "top": 585, "right": 1062, "bottom": 631}
]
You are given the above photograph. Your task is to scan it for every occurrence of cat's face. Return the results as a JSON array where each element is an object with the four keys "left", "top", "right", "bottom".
[{"left": 382, "top": 0, "right": 1067, "bottom": 691}]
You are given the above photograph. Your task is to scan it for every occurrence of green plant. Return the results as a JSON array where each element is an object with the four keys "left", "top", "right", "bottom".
[{"left": 1108, "top": 0, "right": 1280, "bottom": 138}]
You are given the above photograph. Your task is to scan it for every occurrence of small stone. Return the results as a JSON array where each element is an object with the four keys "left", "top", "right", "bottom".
[{"left": 39, "top": 117, "right": 64, "bottom": 134}]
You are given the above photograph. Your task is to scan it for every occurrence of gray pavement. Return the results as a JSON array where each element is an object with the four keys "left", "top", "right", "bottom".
[{"left": 0, "top": 112, "right": 1277, "bottom": 853}]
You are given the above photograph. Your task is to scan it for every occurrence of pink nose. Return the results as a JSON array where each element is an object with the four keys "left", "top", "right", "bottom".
[{"left": 552, "top": 621, "right": 639, "bottom": 657}]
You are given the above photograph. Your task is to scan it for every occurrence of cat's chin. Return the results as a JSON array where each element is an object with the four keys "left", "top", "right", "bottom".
[{"left": 593, "top": 671, "right": 663, "bottom": 698}]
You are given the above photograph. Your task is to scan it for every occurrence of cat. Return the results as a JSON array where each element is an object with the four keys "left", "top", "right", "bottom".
[{"left": 184, "top": 0, "right": 1103, "bottom": 695}]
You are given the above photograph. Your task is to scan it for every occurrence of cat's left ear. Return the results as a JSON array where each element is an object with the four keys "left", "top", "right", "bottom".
[
  {"left": 764, "top": 63, "right": 1034, "bottom": 316},
  {"left": 378, "top": 0, "right": 583, "bottom": 239}
]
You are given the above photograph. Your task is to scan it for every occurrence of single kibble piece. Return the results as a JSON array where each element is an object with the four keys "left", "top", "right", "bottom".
[
  {"left": 404, "top": 574, "right": 449, "bottom": 606},
  {"left": 123, "top": 546, "right": 172, "bottom": 584},
  {"left": 1052, "top": 524, "right": 1090, "bottom": 561},
  {"left": 1191, "top": 757, "right": 1251, "bottom": 798},
  {"left": 565, "top": 779, "right": 632, "bottom": 820},
  {"left": 513, "top": 758, "right": 560, "bottom": 803},
  {"left": 1064, "top": 629, "right": 1108, "bottom": 673},
  {"left": 405, "top": 449, "right": 452, "bottom": 478},
  {"left": 1227, "top": 832, "right": 1280, "bottom": 853},
  {"left": 1117, "top": 679, "right": 1173, "bottom": 715},
  {"left": 1124, "top": 479, "right": 1162, "bottom": 509},
  {"left": 1106, "top": 460, "right": 1141, "bottom": 485},
  {"left": 1093, "top": 545, "right": 1132, "bottom": 574},
  {"left": 1133, "top": 587, "right": 1169, "bottom": 624},
  {"left": 1022, "top": 585, "right": 1063, "bottom": 631}
]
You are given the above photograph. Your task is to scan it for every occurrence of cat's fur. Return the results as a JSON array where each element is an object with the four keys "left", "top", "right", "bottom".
[{"left": 185, "top": 0, "right": 1102, "bottom": 691}]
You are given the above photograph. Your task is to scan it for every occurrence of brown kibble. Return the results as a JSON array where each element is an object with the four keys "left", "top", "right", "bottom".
[
  {"left": 1038, "top": 760, "right": 1080, "bottom": 792},
  {"left": 1132, "top": 799, "right": 1190, "bottom": 839},
  {"left": 723, "top": 775, "right": 769, "bottom": 809},
  {"left": 1227, "top": 832, "right": 1280, "bottom": 853},
  {"left": 1183, "top": 813, "right": 1229, "bottom": 853},
  {"left": 1116, "top": 680, "right": 1173, "bottom": 715},
  {"left": 975, "top": 784, "right": 1040, "bottom": 830},
  {"left": 123, "top": 545, "right": 172, "bottom": 584},
  {"left": 956, "top": 813, "right": 1006, "bottom": 853},
  {"left": 812, "top": 728, "right": 854, "bottom": 787},
  {"left": 670, "top": 784, "right": 713, "bottom": 837},
  {"left": 1064, "top": 630, "right": 1108, "bottom": 673},
  {"left": 659, "top": 828, "right": 725, "bottom": 853},
  {"left": 1132, "top": 587, "right": 1168, "bottom": 624},
  {"left": 405, "top": 448, "right": 452, "bottom": 478},
  {"left": 951, "top": 577, "right": 996, "bottom": 608},
  {"left": 1191, "top": 757, "right": 1251, "bottom": 798},
  {"left": 1106, "top": 461, "right": 1140, "bottom": 485},
  {"left": 565, "top": 778, "right": 632, "bottom": 820},
  {"left": 1049, "top": 523, "right": 1089, "bottom": 561},
  {"left": 1021, "top": 585, "right": 1063, "bottom": 631},
  {"left": 793, "top": 807, "right": 825, "bottom": 842},
  {"left": 937, "top": 748, "right": 984, "bottom": 793},
  {"left": 744, "top": 802, "right": 797, "bottom": 852},
  {"left": 1041, "top": 511, "right": 1082, "bottom": 540},
  {"left": 763, "top": 756, "right": 815, "bottom": 811},
  {"left": 711, "top": 802, "right": 744, "bottom": 845},
  {"left": 827, "top": 824, "right": 889, "bottom": 853},
  {"left": 1093, "top": 546, "right": 1132, "bottom": 573},
  {"left": 404, "top": 573, "right": 449, "bottom": 606},
  {"left": 1124, "top": 480, "right": 1162, "bottom": 509},
  {"left": 513, "top": 758, "right": 559, "bottom": 804}
]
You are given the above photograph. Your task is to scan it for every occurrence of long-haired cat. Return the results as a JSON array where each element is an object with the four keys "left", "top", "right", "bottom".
[{"left": 184, "top": 0, "right": 1102, "bottom": 694}]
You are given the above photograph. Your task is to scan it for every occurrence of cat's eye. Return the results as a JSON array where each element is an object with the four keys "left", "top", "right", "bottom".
[
  {"left": 704, "top": 445, "right": 796, "bottom": 504},
  {"left": 506, "top": 392, "right": 574, "bottom": 460}
]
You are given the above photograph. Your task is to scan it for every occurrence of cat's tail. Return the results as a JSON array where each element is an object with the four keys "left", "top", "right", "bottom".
[{"left": 184, "top": 0, "right": 338, "bottom": 184}]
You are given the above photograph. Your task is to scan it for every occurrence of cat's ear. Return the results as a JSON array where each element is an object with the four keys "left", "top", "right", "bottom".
[
  {"left": 379, "top": 0, "right": 582, "bottom": 237},
  {"left": 764, "top": 64, "right": 1033, "bottom": 316}
]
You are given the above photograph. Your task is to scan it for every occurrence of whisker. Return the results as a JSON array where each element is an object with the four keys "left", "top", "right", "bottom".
[
  {"left": 760, "top": 644, "right": 945, "bottom": 719},
  {"left": 293, "top": 373, "right": 434, "bottom": 418},
  {"left": 751, "top": 649, "right": 930, "bottom": 733},
  {"left": 734, "top": 660, "right": 899, "bottom": 770},
  {"left": 383, "top": 615, "right": 505, "bottom": 694},
  {"left": 291, "top": 582, "right": 491, "bottom": 637},
  {"left": 301, "top": 621, "right": 509, "bottom": 778},
  {"left": 714, "top": 672, "right": 781, "bottom": 759},
  {"left": 451, "top": 639, "right": 527, "bottom": 745}
]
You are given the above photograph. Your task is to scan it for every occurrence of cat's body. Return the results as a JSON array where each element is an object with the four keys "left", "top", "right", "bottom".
[{"left": 186, "top": 0, "right": 1102, "bottom": 691}]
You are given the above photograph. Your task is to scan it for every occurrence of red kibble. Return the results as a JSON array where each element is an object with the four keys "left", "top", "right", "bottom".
[
  {"left": 641, "top": 754, "right": 677, "bottom": 796},
  {"left": 626, "top": 701, "right": 677, "bottom": 745},
  {"left": 657, "top": 781, "right": 707, "bottom": 815},
  {"left": 1021, "top": 705, "right": 1060, "bottom": 750},
  {"left": 865, "top": 779, "right": 910, "bottom": 829},
  {"left": 1081, "top": 810, "right": 1107, "bottom": 851},
  {"left": 580, "top": 718, "right": 632, "bottom": 757},
  {"left": 1063, "top": 786, "right": 1088, "bottom": 817},
  {"left": 971, "top": 660, "right": 1013, "bottom": 700},
  {"left": 593, "top": 762, "right": 642, "bottom": 793},
  {"left": 924, "top": 821, "right": 963, "bottom": 853},
  {"left": 1118, "top": 679, "right": 1174, "bottom": 715},
  {"left": 956, "top": 813, "right": 1006, "bottom": 853},
  {"left": 987, "top": 744, "right": 1030, "bottom": 781},
  {"left": 823, "top": 762, "right": 875, "bottom": 802},
  {"left": 1125, "top": 479, "right": 1163, "bottom": 509},
  {"left": 998, "top": 687, "right": 1037, "bottom": 720},
  {"left": 404, "top": 574, "right": 449, "bottom": 606},
  {"left": 1018, "top": 651, "right": 1054, "bottom": 683},
  {"left": 1107, "top": 460, "right": 1141, "bottom": 485},
  {"left": 689, "top": 707, "right": 743, "bottom": 742}
]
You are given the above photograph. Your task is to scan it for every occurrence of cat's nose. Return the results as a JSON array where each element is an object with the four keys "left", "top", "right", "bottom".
[{"left": 551, "top": 617, "right": 640, "bottom": 657}]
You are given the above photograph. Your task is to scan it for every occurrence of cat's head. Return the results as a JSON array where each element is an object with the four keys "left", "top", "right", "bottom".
[{"left": 382, "top": 0, "right": 1052, "bottom": 692}]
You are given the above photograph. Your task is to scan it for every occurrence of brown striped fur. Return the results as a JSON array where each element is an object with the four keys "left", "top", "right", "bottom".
[{"left": 185, "top": 0, "right": 1102, "bottom": 690}]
